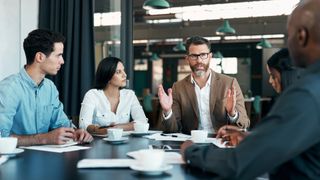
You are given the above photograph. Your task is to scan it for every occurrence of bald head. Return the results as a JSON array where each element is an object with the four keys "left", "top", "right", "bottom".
[{"left": 287, "top": 0, "right": 320, "bottom": 67}]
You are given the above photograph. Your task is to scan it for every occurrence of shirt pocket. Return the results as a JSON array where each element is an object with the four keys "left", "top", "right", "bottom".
[
  {"left": 95, "top": 111, "right": 109, "bottom": 125},
  {"left": 119, "top": 112, "right": 130, "bottom": 122}
]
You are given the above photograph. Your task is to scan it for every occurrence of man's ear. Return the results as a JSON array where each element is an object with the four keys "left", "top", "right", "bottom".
[
  {"left": 34, "top": 52, "right": 45, "bottom": 63},
  {"left": 298, "top": 27, "right": 309, "bottom": 47}
]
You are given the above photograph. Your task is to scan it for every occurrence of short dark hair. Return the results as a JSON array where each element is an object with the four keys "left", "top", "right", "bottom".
[
  {"left": 94, "top": 56, "right": 123, "bottom": 90},
  {"left": 23, "top": 29, "right": 65, "bottom": 65},
  {"left": 185, "top": 36, "right": 211, "bottom": 54},
  {"left": 267, "top": 48, "right": 293, "bottom": 73}
]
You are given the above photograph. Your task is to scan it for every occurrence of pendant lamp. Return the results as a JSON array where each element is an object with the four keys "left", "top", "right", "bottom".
[
  {"left": 143, "top": 0, "right": 170, "bottom": 10},
  {"left": 216, "top": 20, "right": 236, "bottom": 35},
  {"left": 256, "top": 38, "right": 272, "bottom": 49},
  {"left": 173, "top": 42, "right": 186, "bottom": 52}
]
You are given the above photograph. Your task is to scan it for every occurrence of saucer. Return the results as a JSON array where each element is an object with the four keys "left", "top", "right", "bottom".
[
  {"left": 102, "top": 137, "right": 129, "bottom": 144},
  {"left": 0, "top": 148, "right": 24, "bottom": 155},
  {"left": 131, "top": 130, "right": 161, "bottom": 137},
  {"left": 130, "top": 164, "right": 173, "bottom": 175}
]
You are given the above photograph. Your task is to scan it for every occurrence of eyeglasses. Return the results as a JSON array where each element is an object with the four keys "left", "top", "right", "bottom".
[{"left": 187, "top": 52, "right": 211, "bottom": 61}]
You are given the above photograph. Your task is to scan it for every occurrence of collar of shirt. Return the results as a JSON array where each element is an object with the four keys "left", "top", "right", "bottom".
[
  {"left": 190, "top": 72, "right": 212, "bottom": 89},
  {"left": 19, "top": 68, "right": 44, "bottom": 89}
]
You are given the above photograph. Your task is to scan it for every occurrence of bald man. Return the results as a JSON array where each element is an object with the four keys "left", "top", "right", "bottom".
[{"left": 180, "top": 0, "right": 320, "bottom": 179}]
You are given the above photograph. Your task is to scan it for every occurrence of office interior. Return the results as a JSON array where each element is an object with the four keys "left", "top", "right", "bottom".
[{"left": 0, "top": 0, "right": 298, "bottom": 129}]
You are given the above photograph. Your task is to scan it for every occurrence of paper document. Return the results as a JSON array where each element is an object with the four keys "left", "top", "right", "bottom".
[
  {"left": 127, "top": 150, "right": 185, "bottom": 164},
  {"left": 145, "top": 133, "right": 191, "bottom": 141},
  {"left": 21, "top": 145, "right": 91, "bottom": 153},
  {"left": 206, "top": 138, "right": 227, "bottom": 148},
  {"left": 77, "top": 159, "right": 137, "bottom": 168},
  {"left": 44, "top": 141, "right": 78, "bottom": 148}
]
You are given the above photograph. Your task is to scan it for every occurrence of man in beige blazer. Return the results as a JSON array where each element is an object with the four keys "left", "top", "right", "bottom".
[{"left": 158, "top": 36, "right": 249, "bottom": 134}]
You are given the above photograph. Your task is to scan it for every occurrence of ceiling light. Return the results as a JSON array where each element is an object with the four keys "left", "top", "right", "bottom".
[
  {"left": 173, "top": 42, "right": 186, "bottom": 52},
  {"left": 150, "top": 53, "right": 161, "bottom": 61},
  {"left": 216, "top": 20, "right": 236, "bottom": 35},
  {"left": 214, "top": 51, "right": 224, "bottom": 59},
  {"left": 143, "top": 0, "right": 170, "bottom": 10},
  {"left": 256, "top": 38, "right": 272, "bottom": 49}
]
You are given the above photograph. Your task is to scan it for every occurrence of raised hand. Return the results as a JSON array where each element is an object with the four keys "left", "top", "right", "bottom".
[
  {"left": 158, "top": 84, "right": 173, "bottom": 113},
  {"left": 225, "top": 81, "right": 236, "bottom": 116}
]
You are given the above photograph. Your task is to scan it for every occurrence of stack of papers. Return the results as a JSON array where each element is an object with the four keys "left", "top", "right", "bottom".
[
  {"left": 127, "top": 150, "right": 185, "bottom": 164},
  {"left": 21, "top": 141, "right": 91, "bottom": 153},
  {"left": 77, "top": 159, "right": 137, "bottom": 168},
  {"left": 206, "top": 138, "right": 227, "bottom": 148},
  {"left": 145, "top": 133, "right": 190, "bottom": 141},
  {"left": 145, "top": 133, "right": 227, "bottom": 148}
]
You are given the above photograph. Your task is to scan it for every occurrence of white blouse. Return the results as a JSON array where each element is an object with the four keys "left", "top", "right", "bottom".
[{"left": 79, "top": 89, "right": 147, "bottom": 130}]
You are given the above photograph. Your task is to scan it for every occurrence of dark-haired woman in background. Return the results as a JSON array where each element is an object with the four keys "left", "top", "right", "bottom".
[
  {"left": 216, "top": 48, "right": 302, "bottom": 146},
  {"left": 79, "top": 57, "right": 147, "bottom": 135},
  {"left": 266, "top": 48, "right": 301, "bottom": 93}
]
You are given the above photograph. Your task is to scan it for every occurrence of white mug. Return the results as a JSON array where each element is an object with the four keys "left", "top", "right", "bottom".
[
  {"left": 0, "top": 137, "right": 17, "bottom": 153},
  {"left": 134, "top": 122, "right": 149, "bottom": 133},
  {"left": 191, "top": 130, "right": 208, "bottom": 143},
  {"left": 108, "top": 128, "right": 123, "bottom": 140},
  {"left": 137, "top": 149, "right": 165, "bottom": 170}
]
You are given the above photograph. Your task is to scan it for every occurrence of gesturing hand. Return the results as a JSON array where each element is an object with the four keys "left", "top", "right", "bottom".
[
  {"left": 74, "top": 129, "right": 94, "bottom": 144},
  {"left": 216, "top": 125, "right": 248, "bottom": 146},
  {"left": 46, "top": 127, "right": 75, "bottom": 145},
  {"left": 158, "top": 84, "right": 173, "bottom": 113},
  {"left": 225, "top": 81, "right": 236, "bottom": 116}
]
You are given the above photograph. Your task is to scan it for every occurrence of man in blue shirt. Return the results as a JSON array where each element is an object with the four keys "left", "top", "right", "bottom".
[
  {"left": 180, "top": 0, "right": 320, "bottom": 179},
  {"left": 0, "top": 29, "right": 93, "bottom": 146}
]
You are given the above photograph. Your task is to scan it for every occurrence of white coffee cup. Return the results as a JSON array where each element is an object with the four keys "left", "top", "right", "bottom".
[
  {"left": 0, "top": 137, "right": 18, "bottom": 154},
  {"left": 108, "top": 128, "right": 123, "bottom": 140},
  {"left": 137, "top": 149, "right": 165, "bottom": 170},
  {"left": 191, "top": 130, "right": 208, "bottom": 143},
  {"left": 133, "top": 122, "right": 149, "bottom": 133}
]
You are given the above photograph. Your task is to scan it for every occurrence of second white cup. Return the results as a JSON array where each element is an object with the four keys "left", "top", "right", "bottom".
[
  {"left": 137, "top": 149, "right": 165, "bottom": 170},
  {"left": 134, "top": 122, "right": 149, "bottom": 133},
  {"left": 191, "top": 130, "right": 208, "bottom": 143},
  {"left": 108, "top": 128, "right": 123, "bottom": 140},
  {"left": 0, "top": 137, "right": 18, "bottom": 154}
]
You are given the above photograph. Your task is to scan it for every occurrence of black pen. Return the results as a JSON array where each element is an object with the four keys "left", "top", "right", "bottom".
[
  {"left": 98, "top": 125, "right": 114, "bottom": 129},
  {"left": 161, "top": 133, "right": 178, "bottom": 138}
]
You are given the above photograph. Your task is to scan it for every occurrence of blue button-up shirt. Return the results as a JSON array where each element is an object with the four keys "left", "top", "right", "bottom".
[{"left": 0, "top": 68, "right": 69, "bottom": 137}]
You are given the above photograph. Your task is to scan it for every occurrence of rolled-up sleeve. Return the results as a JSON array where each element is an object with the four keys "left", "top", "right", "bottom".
[
  {"left": 79, "top": 91, "right": 96, "bottom": 130},
  {"left": 0, "top": 82, "right": 19, "bottom": 137},
  {"left": 130, "top": 91, "right": 147, "bottom": 123}
]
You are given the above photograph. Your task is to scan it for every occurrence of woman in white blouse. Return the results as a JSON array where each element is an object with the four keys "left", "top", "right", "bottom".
[{"left": 79, "top": 57, "right": 147, "bottom": 134}]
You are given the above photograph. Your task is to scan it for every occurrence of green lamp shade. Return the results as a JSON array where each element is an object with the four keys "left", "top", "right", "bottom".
[
  {"left": 173, "top": 42, "right": 186, "bottom": 52},
  {"left": 256, "top": 38, "right": 272, "bottom": 49},
  {"left": 216, "top": 20, "right": 236, "bottom": 35},
  {"left": 150, "top": 53, "right": 160, "bottom": 61},
  {"left": 143, "top": 0, "right": 170, "bottom": 10},
  {"left": 213, "top": 51, "right": 224, "bottom": 59}
]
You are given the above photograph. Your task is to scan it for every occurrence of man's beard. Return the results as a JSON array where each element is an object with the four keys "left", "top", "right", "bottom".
[{"left": 190, "top": 63, "right": 209, "bottom": 77}]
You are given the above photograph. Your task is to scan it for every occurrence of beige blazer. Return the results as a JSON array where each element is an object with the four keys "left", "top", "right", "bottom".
[{"left": 160, "top": 70, "right": 250, "bottom": 134}]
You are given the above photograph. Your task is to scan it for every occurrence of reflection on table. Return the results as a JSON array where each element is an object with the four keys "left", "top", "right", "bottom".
[{"left": 0, "top": 136, "right": 216, "bottom": 180}]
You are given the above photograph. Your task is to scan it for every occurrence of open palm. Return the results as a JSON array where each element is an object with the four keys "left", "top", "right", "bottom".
[
  {"left": 158, "top": 84, "right": 173, "bottom": 112},
  {"left": 225, "top": 85, "right": 236, "bottom": 116}
]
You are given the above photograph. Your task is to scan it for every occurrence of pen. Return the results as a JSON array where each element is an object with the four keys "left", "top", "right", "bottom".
[
  {"left": 98, "top": 125, "right": 114, "bottom": 129},
  {"left": 69, "top": 120, "right": 77, "bottom": 129},
  {"left": 160, "top": 133, "right": 178, "bottom": 138},
  {"left": 225, "top": 127, "right": 247, "bottom": 132}
]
